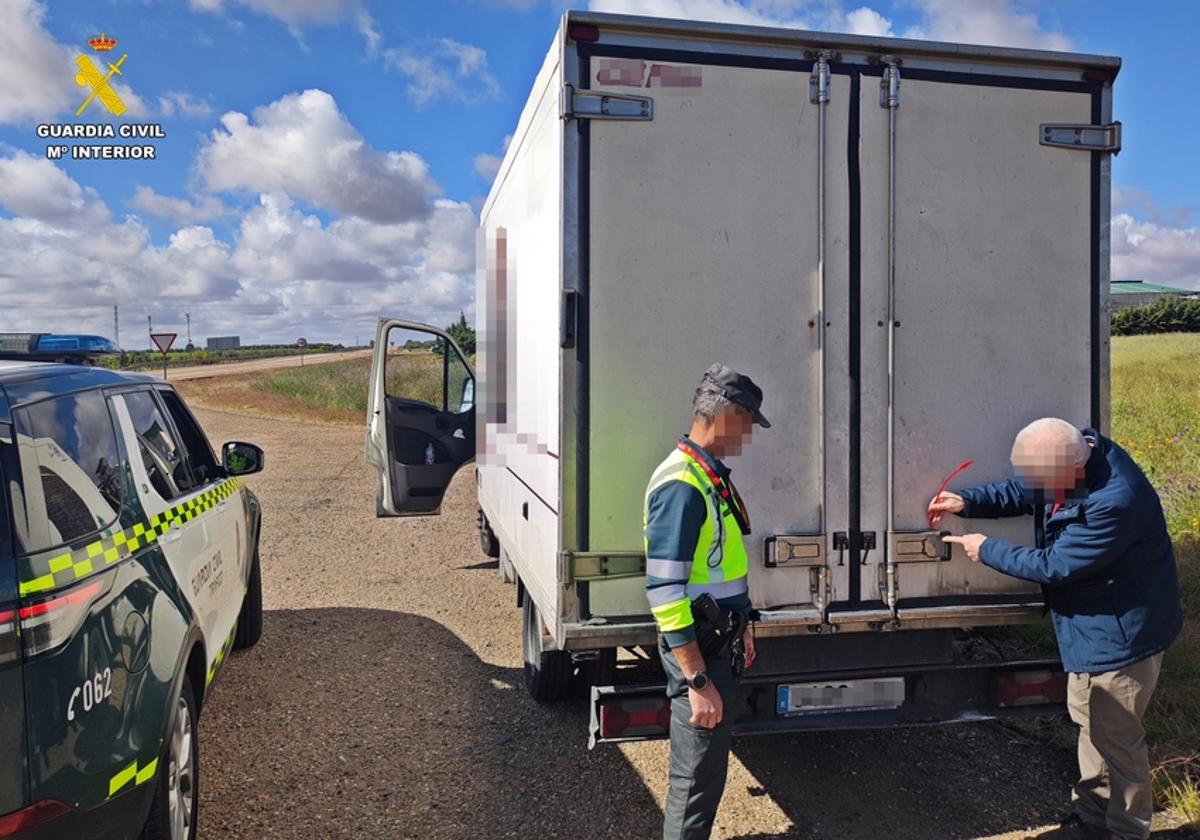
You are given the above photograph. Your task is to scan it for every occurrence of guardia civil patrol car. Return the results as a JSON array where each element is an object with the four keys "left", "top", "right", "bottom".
[{"left": 0, "top": 334, "right": 264, "bottom": 840}]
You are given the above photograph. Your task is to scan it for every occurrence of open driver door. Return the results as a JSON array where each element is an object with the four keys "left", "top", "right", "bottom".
[{"left": 366, "top": 318, "right": 476, "bottom": 516}]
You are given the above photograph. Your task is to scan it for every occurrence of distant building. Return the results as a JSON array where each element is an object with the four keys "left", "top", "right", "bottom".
[
  {"left": 1109, "top": 280, "right": 1193, "bottom": 310},
  {"left": 206, "top": 336, "right": 241, "bottom": 350}
]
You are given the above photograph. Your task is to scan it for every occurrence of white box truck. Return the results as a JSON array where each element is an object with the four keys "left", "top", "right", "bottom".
[{"left": 365, "top": 11, "right": 1121, "bottom": 744}]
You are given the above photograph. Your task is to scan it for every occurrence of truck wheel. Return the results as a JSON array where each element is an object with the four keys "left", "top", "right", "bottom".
[
  {"left": 233, "top": 547, "right": 262, "bottom": 650},
  {"left": 572, "top": 648, "right": 618, "bottom": 697},
  {"left": 478, "top": 509, "right": 500, "bottom": 558},
  {"left": 522, "top": 595, "right": 571, "bottom": 704},
  {"left": 140, "top": 676, "right": 198, "bottom": 840}
]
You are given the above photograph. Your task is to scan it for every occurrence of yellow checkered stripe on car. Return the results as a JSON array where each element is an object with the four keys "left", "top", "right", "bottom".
[
  {"left": 19, "top": 478, "right": 243, "bottom": 597},
  {"left": 108, "top": 753, "right": 160, "bottom": 798},
  {"left": 206, "top": 621, "right": 237, "bottom": 686}
]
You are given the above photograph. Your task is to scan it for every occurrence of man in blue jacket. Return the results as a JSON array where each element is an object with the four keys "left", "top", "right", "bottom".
[{"left": 931, "top": 418, "right": 1182, "bottom": 840}]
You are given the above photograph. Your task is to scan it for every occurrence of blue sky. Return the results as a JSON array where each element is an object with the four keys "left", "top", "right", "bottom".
[{"left": 0, "top": 0, "right": 1196, "bottom": 347}]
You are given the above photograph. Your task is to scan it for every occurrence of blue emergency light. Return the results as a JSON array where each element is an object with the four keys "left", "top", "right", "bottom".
[{"left": 0, "top": 333, "right": 119, "bottom": 361}]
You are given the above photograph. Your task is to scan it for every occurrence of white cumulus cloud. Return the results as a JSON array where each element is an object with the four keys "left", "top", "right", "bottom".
[
  {"left": 386, "top": 39, "right": 502, "bottom": 107},
  {"left": 0, "top": 96, "right": 477, "bottom": 345},
  {"left": 129, "top": 187, "right": 228, "bottom": 225},
  {"left": 159, "top": 91, "right": 214, "bottom": 119},
  {"left": 0, "top": 0, "right": 78, "bottom": 124},
  {"left": 1112, "top": 214, "right": 1200, "bottom": 291},
  {"left": 189, "top": 0, "right": 380, "bottom": 53},
  {"left": 903, "top": 0, "right": 1071, "bottom": 51},
  {"left": 196, "top": 89, "right": 438, "bottom": 224},
  {"left": 474, "top": 134, "right": 512, "bottom": 182},
  {"left": 0, "top": 1, "right": 151, "bottom": 125}
]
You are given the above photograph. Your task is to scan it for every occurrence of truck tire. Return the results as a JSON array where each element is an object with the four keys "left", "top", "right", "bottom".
[
  {"left": 572, "top": 648, "right": 618, "bottom": 697},
  {"left": 522, "top": 595, "right": 571, "bottom": 703},
  {"left": 478, "top": 509, "right": 500, "bottom": 558},
  {"left": 233, "top": 547, "right": 262, "bottom": 650},
  {"left": 140, "top": 675, "right": 199, "bottom": 840}
]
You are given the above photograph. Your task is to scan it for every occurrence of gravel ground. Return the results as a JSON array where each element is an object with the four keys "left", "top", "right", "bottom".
[{"left": 191, "top": 405, "right": 1196, "bottom": 840}]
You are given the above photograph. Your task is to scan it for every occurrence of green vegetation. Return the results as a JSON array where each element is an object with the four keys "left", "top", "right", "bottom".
[
  {"left": 253, "top": 357, "right": 376, "bottom": 414},
  {"left": 1111, "top": 297, "right": 1200, "bottom": 336},
  {"left": 442, "top": 311, "right": 476, "bottom": 356},
  {"left": 101, "top": 343, "right": 344, "bottom": 371},
  {"left": 1110, "top": 333, "right": 1200, "bottom": 825},
  {"left": 242, "top": 349, "right": 466, "bottom": 415}
]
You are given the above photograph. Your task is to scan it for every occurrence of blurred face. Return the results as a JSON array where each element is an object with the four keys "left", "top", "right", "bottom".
[
  {"left": 1012, "top": 437, "right": 1085, "bottom": 496},
  {"left": 712, "top": 404, "right": 754, "bottom": 456}
]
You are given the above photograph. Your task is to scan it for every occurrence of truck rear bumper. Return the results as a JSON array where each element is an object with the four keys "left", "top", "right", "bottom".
[{"left": 589, "top": 657, "right": 1065, "bottom": 748}]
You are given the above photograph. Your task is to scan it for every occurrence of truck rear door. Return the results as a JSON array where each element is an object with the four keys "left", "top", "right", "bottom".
[
  {"left": 857, "top": 65, "right": 1104, "bottom": 619},
  {"left": 571, "top": 36, "right": 1110, "bottom": 627},
  {"left": 577, "top": 54, "right": 849, "bottom": 621},
  {"left": 367, "top": 320, "right": 476, "bottom": 516}
]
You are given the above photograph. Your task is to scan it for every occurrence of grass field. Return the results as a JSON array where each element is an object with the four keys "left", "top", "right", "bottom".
[
  {"left": 184, "top": 333, "right": 1200, "bottom": 824},
  {"left": 1111, "top": 334, "right": 1200, "bottom": 823}
]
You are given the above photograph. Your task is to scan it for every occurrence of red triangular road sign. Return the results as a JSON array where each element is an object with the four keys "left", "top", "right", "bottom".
[{"left": 150, "top": 332, "right": 177, "bottom": 354}]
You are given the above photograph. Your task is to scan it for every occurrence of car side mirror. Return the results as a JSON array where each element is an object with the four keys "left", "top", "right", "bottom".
[{"left": 223, "top": 441, "right": 264, "bottom": 476}]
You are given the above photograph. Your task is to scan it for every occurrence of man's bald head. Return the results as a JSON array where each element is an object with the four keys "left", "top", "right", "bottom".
[{"left": 1010, "top": 417, "right": 1091, "bottom": 495}]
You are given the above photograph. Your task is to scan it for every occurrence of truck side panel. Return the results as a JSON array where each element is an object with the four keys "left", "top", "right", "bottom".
[{"left": 477, "top": 36, "right": 564, "bottom": 628}]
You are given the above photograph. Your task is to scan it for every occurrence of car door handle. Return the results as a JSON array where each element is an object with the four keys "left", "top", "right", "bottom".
[{"left": 161, "top": 529, "right": 182, "bottom": 544}]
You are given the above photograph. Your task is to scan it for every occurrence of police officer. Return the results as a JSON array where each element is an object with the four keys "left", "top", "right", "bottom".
[{"left": 645, "top": 363, "right": 767, "bottom": 840}]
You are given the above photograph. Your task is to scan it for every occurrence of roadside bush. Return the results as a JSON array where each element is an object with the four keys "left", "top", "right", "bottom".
[{"left": 1111, "top": 298, "right": 1200, "bottom": 336}]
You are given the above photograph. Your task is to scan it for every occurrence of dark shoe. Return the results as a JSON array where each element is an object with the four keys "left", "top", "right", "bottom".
[{"left": 1026, "top": 813, "right": 1107, "bottom": 839}]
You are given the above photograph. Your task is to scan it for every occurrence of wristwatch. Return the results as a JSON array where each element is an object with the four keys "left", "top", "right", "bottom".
[{"left": 686, "top": 670, "right": 709, "bottom": 691}]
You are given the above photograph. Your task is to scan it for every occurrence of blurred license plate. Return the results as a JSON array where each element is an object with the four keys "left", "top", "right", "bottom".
[{"left": 777, "top": 677, "right": 905, "bottom": 716}]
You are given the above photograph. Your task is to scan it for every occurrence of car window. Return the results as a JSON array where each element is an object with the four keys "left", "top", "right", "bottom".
[
  {"left": 121, "top": 391, "right": 192, "bottom": 501},
  {"left": 11, "top": 390, "right": 123, "bottom": 554},
  {"left": 158, "top": 390, "right": 220, "bottom": 486}
]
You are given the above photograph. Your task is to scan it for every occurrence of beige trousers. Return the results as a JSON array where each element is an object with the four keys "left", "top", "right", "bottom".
[{"left": 1067, "top": 653, "right": 1163, "bottom": 840}]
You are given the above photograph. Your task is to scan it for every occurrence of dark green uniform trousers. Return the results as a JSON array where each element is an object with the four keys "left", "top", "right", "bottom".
[{"left": 660, "top": 647, "right": 741, "bottom": 840}]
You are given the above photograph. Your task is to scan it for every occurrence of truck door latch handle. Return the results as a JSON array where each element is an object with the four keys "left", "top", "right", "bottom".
[
  {"left": 832, "top": 532, "right": 849, "bottom": 566},
  {"left": 860, "top": 531, "right": 876, "bottom": 565}
]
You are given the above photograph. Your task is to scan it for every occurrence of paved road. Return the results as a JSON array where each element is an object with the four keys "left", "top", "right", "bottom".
[
  {"left": 191, "top": 404, "right": 1194, "bottom": 840},
  {"left": 162, "top": 349, "right": 370, "bottom": 382}
]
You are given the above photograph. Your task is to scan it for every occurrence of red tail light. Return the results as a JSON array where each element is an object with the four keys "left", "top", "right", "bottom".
[
  {"left": 991, "top": 670, "right": 1067, "bottom": 707},
  {"left": 0, "top": 800, "right": 71, "bottom": 836},
  {"left": 599, "top": 697, "right": 672, "bottom": 740},
  {"left": 18, "top": 572, "right": 112, "bottom": 658},
  {"left": 0, "top": 606, "right": 16, "bottom": 667}
]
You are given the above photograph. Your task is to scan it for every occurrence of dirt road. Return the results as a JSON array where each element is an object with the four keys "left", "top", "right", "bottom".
[
  {"left": 191, "top": 404, "right": 1194, "bottom": 840},
  {"left": 162, "top": 349, "right": 369, "bottom": 382}
]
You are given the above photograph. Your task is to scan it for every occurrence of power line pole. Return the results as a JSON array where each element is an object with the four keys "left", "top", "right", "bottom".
[
  {"left": 147, "top": 315, "right": 152, "bottom": 350},
  {"left": 113, "top": 305, "right": 120, "bottom": 351},
  {"left": 186, "top": 313, "right": 192, "bottom": 345}
]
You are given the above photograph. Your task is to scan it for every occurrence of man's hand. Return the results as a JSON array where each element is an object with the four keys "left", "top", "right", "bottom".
[
  {"left": 927, "top": 491, "right": 965, "bottom": 526},
  {"left": 689, "top": 683, "right": 724, "bottom": 729},
  {"left": 942, "top": 533, "right": 987, "bottom": 563},
  {"left": 742, "top": 625, "right": 756, "bottom": 670}
]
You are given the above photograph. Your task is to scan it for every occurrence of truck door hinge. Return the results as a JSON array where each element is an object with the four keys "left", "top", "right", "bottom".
[
  {"left": 809, "top": 54, "right": 833, "bottom": 104},
  {"left": 1040, "top": 122, "right": 1122, "bottom": 154},
  {"left": 561, "top": 84, "right": 653, "bottom": 121},
  {"left": 879, "top": 57, "right": 900, "bottom": 109}
]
